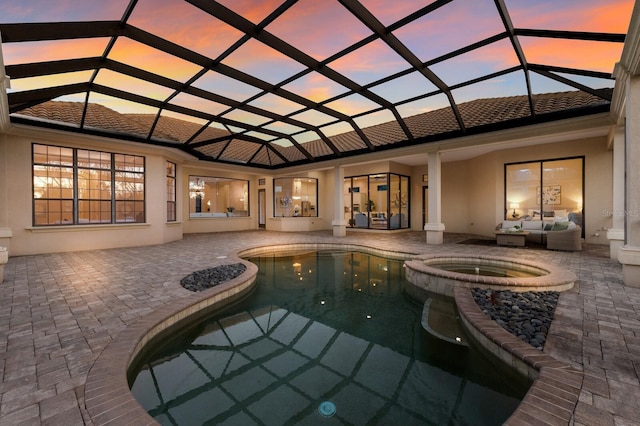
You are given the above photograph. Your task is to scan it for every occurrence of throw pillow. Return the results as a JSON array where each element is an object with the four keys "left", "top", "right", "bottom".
[
  {"left": 502, "top": 220, "right": 521, "bottom": 229},
  {"left": 522, "top": 221, "right": 542, "bottom": 230},
  {"left": 551, "top": 222, "right": 569, "bottom": 231},
  {"left": 544, "top": 223, "right": 554, "bottom": 231}
]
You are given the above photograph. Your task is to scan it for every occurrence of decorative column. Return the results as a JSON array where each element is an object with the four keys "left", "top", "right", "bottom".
[
  {"left": 332, "top": 166, "right": 346, "bottom": 237},
  {"left": 0, "top": 36, "right": 13, "bottom": 257},
  {"left": 607, "top": 126, "right": 625, "bottom": 259},
  {"left": 424, "top": 150, "right": 445, "bottom": 244},
  {"left": 0, "top": 246, "right": 6, "bottom": 283},
  {"left": 618, "top": 75, "right": 640, "bottom": 287}
]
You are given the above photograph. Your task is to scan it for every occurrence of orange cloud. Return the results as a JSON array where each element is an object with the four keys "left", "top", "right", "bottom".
[
  {"left": 579, "top": 1, "right": 635, "bottom": 33},
  {"left": 509, "top": 0, "right": 633, "bottom": 33},
  {"left": 325, "top": 94, "right": 380, "bottom": 116},
  {"left": 108, "top": 38, "right": 201, "bottom": 83},
  {"left": 520, "top": 38, "right": 624, "bottom": 73},
  {"left": 284, "top": 72, "right": 348, "bottom": 103},
  {"left": 10, "top": 71, "right": 93, "bottom": 92},
  {"left": 93, "top": 69, "right": 174, "bottom": 101},
  {"left": 2, "top": 38, "right": 108, "bottom": 65}
]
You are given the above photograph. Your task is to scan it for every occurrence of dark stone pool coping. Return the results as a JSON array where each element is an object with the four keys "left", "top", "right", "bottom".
[{"left": 84, "top": 244, "right": 581, "bottom": 425}]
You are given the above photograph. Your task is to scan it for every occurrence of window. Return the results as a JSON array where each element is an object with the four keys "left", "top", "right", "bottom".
[
  {"left": 166, "top": 162, "right": 176, "bottom": 222},
  {"left": 344, "top": 173, "right": 410, "bottom": 229},
  {"left": 273, "top": 178, "right": 317, "bottom": 217},
  {"left": 189, "top": 176, "right": 249, "bottom": 217},
  {"left": 505, "top": 157, "right": 584, "bottom": 234},
  {"left": 33, "top": 144, "right": 145, "bottom": 225}
]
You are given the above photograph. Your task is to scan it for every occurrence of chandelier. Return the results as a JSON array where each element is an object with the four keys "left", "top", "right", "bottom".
[{"left": 189, "top": 178, "right": 205, "bottom": 198}]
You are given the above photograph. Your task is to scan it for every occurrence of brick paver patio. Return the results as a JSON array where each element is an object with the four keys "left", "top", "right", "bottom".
[{"left": 0, "top": 230, "right": 638, "bottom": 425}]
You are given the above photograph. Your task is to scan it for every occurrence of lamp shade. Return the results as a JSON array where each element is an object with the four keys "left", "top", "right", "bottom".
[{"left": 509, "top": 203, "right": 519, "bottom": 209}]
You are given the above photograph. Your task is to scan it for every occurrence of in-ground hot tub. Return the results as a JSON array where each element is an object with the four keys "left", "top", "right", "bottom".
[{"left": 404, "top": 254, "right": 576, "bottom": 297}]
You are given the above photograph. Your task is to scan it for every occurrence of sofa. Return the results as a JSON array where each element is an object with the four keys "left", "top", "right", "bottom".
[
  {"left": 495, "top": 214, "right": 582, "bottom": 251},
  {"left": 390, "top": 212, "right": 407, "bottom": 229}
]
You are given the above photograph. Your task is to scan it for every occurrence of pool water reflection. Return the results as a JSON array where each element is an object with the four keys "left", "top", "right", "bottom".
[{"left": 129, "top": 250, "right": 530, "bottom": 425}]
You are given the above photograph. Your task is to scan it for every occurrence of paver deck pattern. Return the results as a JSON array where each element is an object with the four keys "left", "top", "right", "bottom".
[{"left": 0, "top": 230, "right": 638, "bottom": 425}]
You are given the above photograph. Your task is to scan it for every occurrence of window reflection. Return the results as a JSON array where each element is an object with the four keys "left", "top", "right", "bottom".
[
  {"left": 344, "top": 173, "right": 409, "bottom": 229},
  {"left": 273, "top": 177, "right": 318, "bottom": 217},
  {"left": 189, "top": 176, "right": 249, "bottom": 218},
  {"left": 505, "top": 158, "right": 584, "bottom": 237}
]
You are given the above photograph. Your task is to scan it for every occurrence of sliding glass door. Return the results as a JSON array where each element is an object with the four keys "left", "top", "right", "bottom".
[
  {"left": 505, "top": 157, "right": 584, "bottom": 236},
  {"left": 344, "top": 173, "right": 410, "bottom": 229}
]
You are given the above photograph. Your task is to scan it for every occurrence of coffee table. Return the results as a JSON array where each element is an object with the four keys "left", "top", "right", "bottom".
[{"left": 494, "top": 231, "right": 530, "bottom": 247}]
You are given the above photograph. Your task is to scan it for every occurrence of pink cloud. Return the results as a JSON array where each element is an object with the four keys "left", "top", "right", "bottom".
[
  {"left": 393, "top": 0, "right": 505, "bottom": 63},
  {"left": 216, "top": 0, "right": 284, "bottom": 25},
  {"left": 359, "top": 0, "right": 436, "bottom": 26},
  {"left": 1, "top": 1, "right": 128, "bottom": 22},
  {"left": 266, "top": 0, "right": 372, "bottom": 61},
  {"left": 127, "top": 0, "right": 244, "bottom": 59},
  {"left": 328, "top": 39, "right": 408, "bottom": 85},
  {"left": 221, "top": 39, "right": 306, "bottom": 84}
]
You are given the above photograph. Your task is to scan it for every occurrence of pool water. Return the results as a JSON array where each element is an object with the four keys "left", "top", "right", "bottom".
[
  {"left": 432, "top": 263, "right": 540, "bottom": 278},
  {"left": 129, "top": 250, "right": 530, "bottom": 425}
]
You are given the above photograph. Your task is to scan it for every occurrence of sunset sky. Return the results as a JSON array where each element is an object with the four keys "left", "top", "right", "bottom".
[{"left": 0, "top": 0, "right": 635, "bottom": 140}]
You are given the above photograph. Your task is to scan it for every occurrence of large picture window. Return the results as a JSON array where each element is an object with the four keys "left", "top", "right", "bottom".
[
  {"left": 273, "top": 178, "right": 318, "bottom": 217},
  {"left": 189, "top": 176, "right": 249, "bottom": 218},
  {"left": 505, "top": 157, "right": 584, "bottom": 235},
  {"left": 33, "top": 144, "right": 145, "bottom": 226},
  {"left": 344, "top": 173, "right": 409, "bottom": 229}
]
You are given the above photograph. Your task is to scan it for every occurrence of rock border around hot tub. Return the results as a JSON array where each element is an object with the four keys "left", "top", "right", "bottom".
[{"left": 405, "top": 254, "right": 577, "bottom": 297}]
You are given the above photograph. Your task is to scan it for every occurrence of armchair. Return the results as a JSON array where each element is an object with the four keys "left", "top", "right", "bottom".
[
  {"left": 546, "top": 226, "right": 582, "bottom": 251},
  {"left": 354, "top": 213, "right": 369, "bottom": 228}
]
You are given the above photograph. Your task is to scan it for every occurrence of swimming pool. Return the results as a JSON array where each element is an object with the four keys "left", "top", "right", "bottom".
[{"left": 129, "top": 250, "right": 530, "bottom": 425}]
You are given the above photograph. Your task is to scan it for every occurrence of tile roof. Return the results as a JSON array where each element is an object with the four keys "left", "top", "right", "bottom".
[{"left": 11, "top": 89, "right": 612, "bottom": 167}]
